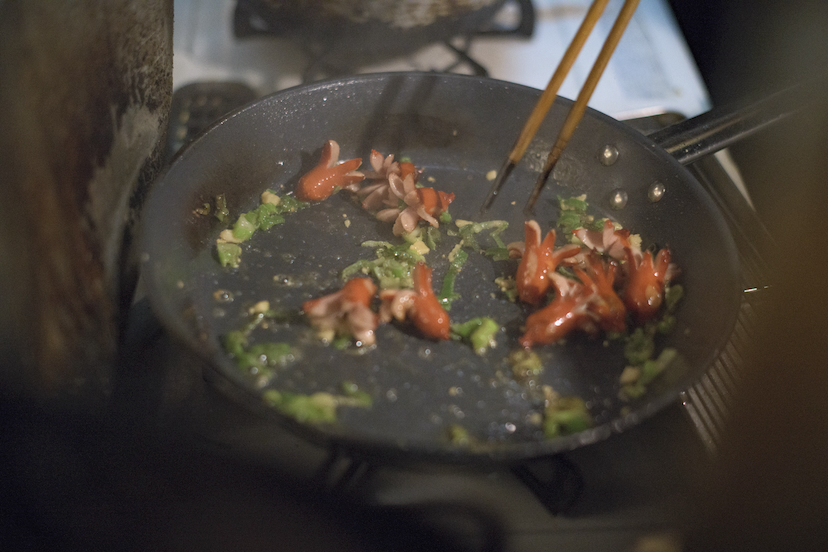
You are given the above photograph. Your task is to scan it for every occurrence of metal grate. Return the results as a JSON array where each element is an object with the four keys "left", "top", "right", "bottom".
[{"left": 679, "top": 155, "right": 775, "bottom": 454}]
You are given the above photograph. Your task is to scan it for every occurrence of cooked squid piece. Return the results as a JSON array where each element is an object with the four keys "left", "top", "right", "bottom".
[
  {"left": 303, "top": 277, "right": 378, "bottom": 346},
  {"left": 379, "top": 262, "right": 451, "bottom": 340}
]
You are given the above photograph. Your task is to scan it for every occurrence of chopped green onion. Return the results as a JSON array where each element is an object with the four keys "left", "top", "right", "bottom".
[
  {"left": 216, "top": 242, "right": 242, "bottom": 268},
  {"left": 263, "top": 390, "right": 339, "bottom": 424},
  {"left": 624, "top": 327, "right": 655, "bottom": 367},
  {"left": 232, "top": 212, "right": 258, "bottom": 241},
  {"left": 451, "top": 317, "right": 499, "bottom": 355},
  {"left": 544, "top": 396, "right": 592, "bottom": 438},
  {"left": 214, "top": 194, "right": 230, "bottom": 222},
  {"left": 508, "top": 349, "right": 543, "bottom": 380},
  {"left": 438, "top": 248, "right": 469, "bottom": 308}
]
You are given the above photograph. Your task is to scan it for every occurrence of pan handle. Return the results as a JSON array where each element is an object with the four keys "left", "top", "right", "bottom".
[{"left": 649, "top": 75, "right": 827, "bottom": 166}]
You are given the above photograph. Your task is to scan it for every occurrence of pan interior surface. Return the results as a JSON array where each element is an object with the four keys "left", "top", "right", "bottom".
[{"left": 141, "top": 73, "right": 741, "bottom": 461}]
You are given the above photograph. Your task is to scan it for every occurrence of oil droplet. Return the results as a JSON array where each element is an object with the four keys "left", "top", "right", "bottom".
[{"left": 213, "top": 289, "right": 234, "bottom": 302}]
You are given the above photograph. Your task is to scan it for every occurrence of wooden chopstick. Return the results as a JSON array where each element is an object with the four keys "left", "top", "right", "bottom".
[
  {"left": 481, "top": 0, "right": 611, "bottom": 211},
  {"left": 480, "top": 0, "right": 641, "bottom": 213},
  {"left": 524, "top": 0, "right": 640, "bottom": 213}
]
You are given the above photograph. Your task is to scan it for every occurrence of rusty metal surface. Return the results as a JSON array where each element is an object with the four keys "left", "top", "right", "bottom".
[{"left": 0, "top": 0, "right": 173, "bottom": 404}]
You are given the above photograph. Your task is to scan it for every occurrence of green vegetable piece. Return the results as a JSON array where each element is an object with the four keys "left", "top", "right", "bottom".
[
  {"left": 274, "top": 194, "right": 309, "bottom": 213},
  {"left": 438, "top": 248, "right": 469, "bottom": 308},
  {"left": 620, "top": 382, "right": 647, "bottom": 400},
  {"left": 458, "top": 226, "right": 480, "bottom": 251},
  {"left": 340, "top": 381, "right": 372, "bottom": 408},
  {"left": 557, "top": 211, "right": 583, "bottom": 234},
  {"left": 332, "top": 336, "right": 351, "bottom": 350},
  {"left": 341, "top": 240, "right": 423, "bottom": 289},
  {"left": 494, "top": 276, "right": 518, "bottom": 302},
  {"left": 619, "top": 347, "right": 678, "bottom": 400},
  {"left": 262, "top": 383, "right": 371, "bottom": 425},
  {"left": 642, "top": 347, "right": 677, "bottom": 385},
  {"left": 456, "top": 220, "right": 508, "bottom": 253},
  {"left": 255, "top": 202, "right": 286, "bottom": 230},
  {"left": 585, "top": 217, "right": 608, "bottom": 231},
  {"left": 664, "top": 284, "right": 684, "bottom": 312},
  {"left": 556, "top": 195, "right": 603, "bottom": 237},
  {"left": 230, "top": 340, "right": 294, "bottom": 379},
  {"left": 222, "top": 330, "right": 248, "bottom": 358},
  {"left": 425, "top": 226, "right": 441, "bottom": 250},
  {"left": 214, "top": 194, "right": 230, "bottom": 222},
  {"left": 544, "top": 396, "right": 592, "bottom": 438},
  {"left": 558, "top": 196, "right": 588, "bottom": 212},
  {"left": 484, "top": 247, "right": 511, "bottom": 261},
  {"left": 247, "top": 342, "right": 294, "bottom": 368},
  {"left": 451, "top": 317, "right": 499, "bottom": 355},
  {"left": 240, "top": 311, "right": 268, "bottom": 334},
  {"left": 470, "top": 319, "right": 498, "bottom": 355},
  {"left": 657, "top": 314, "right": 676, "bottom": 334},
  {"left": 263, "top": 390, "right": 338, "bottom": 424},
  {"left": 216, "top": 242, "right": 242, "bottom": 268},
  {"left": 439, "top": 211, "right": 452, "bottom": 224},
  {"left": 232, "top": 212, "right": 258, "bottom": 241},
  {"left": 508, "top": 349, "right": 544, "bottom": 380},
  {"left": 624, "top": 327, "right": 655, "bottom": 366}
]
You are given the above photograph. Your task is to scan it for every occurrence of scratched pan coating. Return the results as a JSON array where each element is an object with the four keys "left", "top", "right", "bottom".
[{"left": 140, "top": 73, "right": 740, "bottom": 463}]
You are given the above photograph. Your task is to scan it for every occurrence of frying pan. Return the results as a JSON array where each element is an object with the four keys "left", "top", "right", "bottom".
[{"left": 141, "top": 72, "right": 748, "bottom": 463}]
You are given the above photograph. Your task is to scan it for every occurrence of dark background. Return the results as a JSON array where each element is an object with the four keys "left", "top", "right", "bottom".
[
  {"left": 668, "top": 0, "right": 828, "bottom": 240},
  {"left": 670, "top": 1, "right": 828, "bottom": 549}
]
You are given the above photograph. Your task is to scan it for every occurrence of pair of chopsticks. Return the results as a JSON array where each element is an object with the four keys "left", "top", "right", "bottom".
[{"left": 481, "top": 0, "right": 641, "bottom": 214}]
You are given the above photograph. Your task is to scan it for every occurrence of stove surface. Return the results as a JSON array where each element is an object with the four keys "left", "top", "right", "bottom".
[{"left": 172, "top": 0, "right": 710, "bottom": 119}]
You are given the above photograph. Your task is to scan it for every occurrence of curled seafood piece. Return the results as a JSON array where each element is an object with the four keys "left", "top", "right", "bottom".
[
  {"left": 623, "top": 246, "right": 672, "bottom": 323},
  {"left": 355, "top": 149, "right": 399, "bottom": 211},
  {"left": 303, "top": 277, "right": 378, "bottom": 346},
  {"left": 296, "top": 140, "right": 364, "bottom": 202},
  {"left": 377, "top": 173, "right": 455, "bottom": 236},
  {"left": 514, "top": 220, "right": 580, "bottom": 305},
  {"left": 356, "top": 150, "right": 421, "bottom": 211},
  {"left": 571, "top": 219, "right": 638, "bottom": 263},
  {"left": 379, "top": 262, "right": 450, "bottom": 340}
]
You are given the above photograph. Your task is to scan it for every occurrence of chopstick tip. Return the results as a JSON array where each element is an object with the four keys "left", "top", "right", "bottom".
[{"left": 480, "top": 160, "right": 516, "bottom": 213}]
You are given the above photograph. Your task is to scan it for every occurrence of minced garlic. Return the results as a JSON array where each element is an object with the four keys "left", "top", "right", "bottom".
[
  {"left": 409, "top": 240, "right": 429, "bottom": 255},
  {"left": 261, "top": 190, "right": 281, "bottom": 206}
]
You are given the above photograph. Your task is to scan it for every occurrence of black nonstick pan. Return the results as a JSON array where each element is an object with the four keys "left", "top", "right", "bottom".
[{"left": 140, "top": 72, "right": 747, "bottom": 463}]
